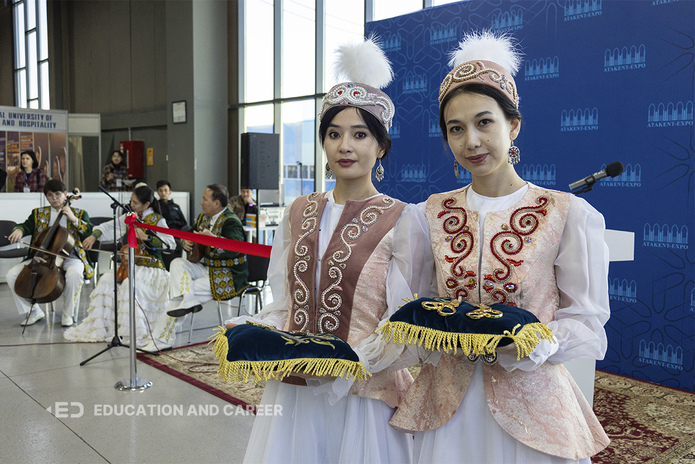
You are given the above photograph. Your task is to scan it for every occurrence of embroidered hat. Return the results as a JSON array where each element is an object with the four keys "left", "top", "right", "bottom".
[
  {"left": 439, "top": 30, "right": 522, "bottom": 108},
  {"left": 320, "top": 37, "right": 395, "bottom": 132}
]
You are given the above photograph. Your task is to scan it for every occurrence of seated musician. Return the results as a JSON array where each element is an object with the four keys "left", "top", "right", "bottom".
[
  {"left": 64, "top": 184, "right": 176, "bottom": 347},
  {"left": 141, "top": 183, "right": 249, "bottom": 352},
  {"left": 5, "top": 179, "right": 94, "bottom": 327}
]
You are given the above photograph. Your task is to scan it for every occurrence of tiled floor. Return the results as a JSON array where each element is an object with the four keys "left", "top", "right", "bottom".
[{"left": 0, "top": 276, "right": 259, "bottom": 464}]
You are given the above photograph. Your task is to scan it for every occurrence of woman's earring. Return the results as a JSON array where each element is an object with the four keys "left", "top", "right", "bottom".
[
  {"left": 375, "top": 159, "right": 385, "bottom": 182},
  {"left": 454, "top": 161, "right": 460, "bottom": 178},
  {"left": 508, "top": 142, "right": 520, "bottom": 165},
  {"left": 325, "top": 162, "right": 333, "bottom": 179}
]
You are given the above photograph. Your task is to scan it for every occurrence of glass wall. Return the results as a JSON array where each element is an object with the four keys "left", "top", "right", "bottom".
[{"left": 238, "top": 0, "right": 439, "bottom": 206}]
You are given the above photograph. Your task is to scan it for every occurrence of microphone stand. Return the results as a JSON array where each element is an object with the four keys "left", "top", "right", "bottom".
[
  {"left": 570, "top": 180, "right": 596, "bottom": 196},
  {"left": 80, "top": 188, "right": 154, "bottom": 369}
]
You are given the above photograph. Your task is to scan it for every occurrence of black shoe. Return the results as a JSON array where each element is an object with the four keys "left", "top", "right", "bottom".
[{"left": 167, "top": 304, "right": 203, "bottom": 318}]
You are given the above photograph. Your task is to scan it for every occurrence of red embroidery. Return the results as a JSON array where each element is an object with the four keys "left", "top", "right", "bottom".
[
  {"left": 440, "top": 197, "right": 475, "bottom": 301},
  {"left": 486, "top": 196, "right": 549, "bottom": 304}
]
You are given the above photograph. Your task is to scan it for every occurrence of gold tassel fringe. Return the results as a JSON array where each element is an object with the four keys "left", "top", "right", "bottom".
[
  {"left": 209, "top": 327, "right": 372, "bottom": 383},
  {"left": 376, "top": 321, "right": 555, "bottom": 360}
]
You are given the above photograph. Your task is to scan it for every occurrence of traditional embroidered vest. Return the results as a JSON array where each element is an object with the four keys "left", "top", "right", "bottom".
[
  {"left": 134, "top": 212, "right": 166, "bottom": 271},
  {"left": 391, "top": 185, "right": 609, "bottom": 459},
  {"left": 196, "top": 210, "right": 249, "bottom": 300},
  {"left": 283, "top": 192, "right": 413, "bottom": 407},
  {"left": 33, "top": 206, "right": 94, "bottom": 278}
]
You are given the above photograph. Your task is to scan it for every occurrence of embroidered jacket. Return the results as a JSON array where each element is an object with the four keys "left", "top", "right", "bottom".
[
  {"left": 13, "top": 206, "right": 95, "bottom": 278},
  {"left": 282, "top": 192, "right": 413, "bottom": 407},
  {"left": 133, "top": 212, "right": 169, "bottom": 271},
  {"left": 390, "top": 185, "right": 610, "bottom": 460},
  {"left": 194, "top": 209, "right": 249, "bottom": 300}
]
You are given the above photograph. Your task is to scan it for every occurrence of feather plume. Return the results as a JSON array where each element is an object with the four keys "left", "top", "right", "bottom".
[
  {"left": 333, "top": 36, "right": 393, "bottom": 89},
  {"left": 448, "top": 30, "right": 522, "bottom": 76}
]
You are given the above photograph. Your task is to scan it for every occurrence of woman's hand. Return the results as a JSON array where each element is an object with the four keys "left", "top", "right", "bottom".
[
  {"left": 135, "top": 228, "right": 148, "bottom": 241},
  {"left": 82, "top": 235, "right": 97, "bottom": 250},
  {"left": 225, "top": 322, "right": 238, "bottom": 329}
]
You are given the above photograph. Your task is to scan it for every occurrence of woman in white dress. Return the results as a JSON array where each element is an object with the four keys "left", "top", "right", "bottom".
[
  {"left": 224, "top": 39, "right": 434, "bottom": 464},
  {"left": 64, "top": 184, "right": 175, "bottom": 348},
  {"left": 389, "top": 31, "right": 611, "bottom": 463}
]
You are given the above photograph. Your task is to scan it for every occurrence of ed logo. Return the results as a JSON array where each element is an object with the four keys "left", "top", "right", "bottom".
[{"left": 46, "top": 401, "right": 84, "bottom": 418}]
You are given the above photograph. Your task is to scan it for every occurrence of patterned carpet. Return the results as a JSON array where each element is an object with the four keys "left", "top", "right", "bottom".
[
  {"left": 592, "top": 370, "right": 695, "bottom": 464},
  {"left": 138, "top": 345, "right": 695, "bottom": 463}
]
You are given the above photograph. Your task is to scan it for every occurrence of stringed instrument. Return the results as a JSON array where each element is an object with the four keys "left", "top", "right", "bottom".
[{"left": 14, "top": 191, "right": 81, "bottom": 303}]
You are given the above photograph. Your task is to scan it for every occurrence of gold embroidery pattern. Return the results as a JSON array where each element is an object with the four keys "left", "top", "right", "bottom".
[
  {"left": 421, "top": 297, "right": 460, "bottom": 316},
  {"left": 465, "top": 303, "right": 503, "bottom": 319},
  {"left": 136, "top": 213, "right": 166, "bottom": 270},
  {"left": 180, "top": 272, "right": 191, "bottom": 294},
  {"left": 318, "top": 197, "right": 395, "bottom": 333},
  {"left": 292, "top": 192, "right": 321, "bottom": 332},
  {"left": 438, "top": 196, "right": 475, "bottom": 302}
]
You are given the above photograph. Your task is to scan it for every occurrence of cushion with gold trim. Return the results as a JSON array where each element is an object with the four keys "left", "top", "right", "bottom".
[
  {"left": 211, "top": 322, "right": 371, "bottom": 383},
  {"left": 377, "top": 296, "right": 554, "bottom": 359}
]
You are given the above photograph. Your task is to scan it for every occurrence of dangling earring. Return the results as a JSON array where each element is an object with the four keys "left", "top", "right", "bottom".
[
  {"left": 325, "top": 162, "right": 333, "bottom": 179},
  {"left": 454, "top": 161, "right": 460, "bottom": 178},
  {"left": 508, "top": 142, "right": 520, "bottom": 165},
  {"left": 375, "top": 158, "right": 385, "bottom": 182}
]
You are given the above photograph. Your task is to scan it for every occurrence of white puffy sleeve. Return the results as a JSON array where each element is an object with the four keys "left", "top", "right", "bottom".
[
  {"left": 153, "top": 217, "right": 176, "bottom": 250},
  {"left": 312, "top": 203, "right": 437, "bottom": 402},
  {"left": 351, "top": 203, "right": 438, "bottom": 373},
  {"left": 94, "top": 213, "right": 128, "bottom": 242},
  {"left": 223, "top": 205, "right": 292, "bottom": 329},
  {"left": 498, "top": 195, "right": 610, "bottom": 371}
]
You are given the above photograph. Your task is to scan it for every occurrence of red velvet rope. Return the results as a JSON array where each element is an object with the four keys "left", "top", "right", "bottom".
[{"left": 124, "top": 214, "right": 272, "bottom": 258}]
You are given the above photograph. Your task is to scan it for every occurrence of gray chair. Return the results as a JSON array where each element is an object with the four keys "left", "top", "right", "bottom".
[
  {"left": 85, "top": 216, "right": 116, "bottom": 286},
  {"left": 0, "top": 220, "right": 29, "bottom": 260},
  {"left": 187, "top": 254, "right": 270, "bottom": 343}
]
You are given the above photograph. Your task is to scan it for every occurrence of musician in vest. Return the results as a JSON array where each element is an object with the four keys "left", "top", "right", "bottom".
[
  {"left": 222, "top": 39, "right": 435, "bottom": 464},
  {"left": 6, "top": 179, "right": 94, "bottom": 327},
  {"left": 64, "top": 184, "right": 175, "bottom": 347},
  {"left": 390, "top": 31, "right": 611, "bottom": 463},
  {"left": 139, "top": 184, "right": 249, "bottom": 352}
]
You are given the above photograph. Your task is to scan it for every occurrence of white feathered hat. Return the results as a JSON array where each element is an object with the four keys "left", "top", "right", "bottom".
[
  {"left": 439, "top": 30, "right": 522, "bottom": 108},
  {"left": 320, "top": 36, "right": 395, "bottom": 131}
]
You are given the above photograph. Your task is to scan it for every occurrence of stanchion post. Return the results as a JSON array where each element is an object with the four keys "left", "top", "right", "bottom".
[{"left": 115, "top": 237, "right": 152, "bottom": 391}]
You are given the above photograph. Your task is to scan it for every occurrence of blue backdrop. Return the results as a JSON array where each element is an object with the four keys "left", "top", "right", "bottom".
[{"left": 367, "top": 0, "right": 695, "bottom": 391}]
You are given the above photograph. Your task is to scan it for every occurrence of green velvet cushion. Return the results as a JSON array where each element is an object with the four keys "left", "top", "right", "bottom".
[{"left": 212, "top": 322, "right": 370, "bottom": 383}]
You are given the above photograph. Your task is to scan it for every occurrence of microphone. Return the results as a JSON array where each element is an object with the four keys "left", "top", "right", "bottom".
[{"left": 569, "top": 161, "right": 624, "bottom": 191}]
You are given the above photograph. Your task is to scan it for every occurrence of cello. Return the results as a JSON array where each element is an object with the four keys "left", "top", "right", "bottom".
[{"left": 14, "top": 191, "right": 81, "bottom": 303}]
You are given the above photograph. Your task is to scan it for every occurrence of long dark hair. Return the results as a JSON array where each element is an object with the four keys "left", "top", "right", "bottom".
[
  {"left": 133, "top": 184, "right": 160, "bottom": 214},
  {"left": 318, "top": 106, "right": 392, "bottom": 159},
  {"left": 439, "top": 83, "right": 522, "bottom": 141}
]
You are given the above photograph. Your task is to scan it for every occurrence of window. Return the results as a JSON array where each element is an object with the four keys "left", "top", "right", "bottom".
[
  {"left": 238, "top": 0, "right": 431, "bottom": 206},
  {"left": 13, "top": 0, "right": 50, "bottom": 109}
]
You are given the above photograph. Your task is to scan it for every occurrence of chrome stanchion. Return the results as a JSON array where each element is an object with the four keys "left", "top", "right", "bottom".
[{"left": 115, "top": 244, "right": 152, "bottom": 391}]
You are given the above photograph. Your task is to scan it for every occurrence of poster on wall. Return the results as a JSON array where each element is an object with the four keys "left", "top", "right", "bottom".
[{"left": 0, "top": 106, "right": 68, "bottom": 192}]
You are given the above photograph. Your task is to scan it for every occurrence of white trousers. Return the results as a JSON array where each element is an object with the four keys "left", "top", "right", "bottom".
[
  {"left": 168, "top": 258, "right": 214, "bottom": 304},
  {"left": 148, "top": 258, "right": 215, "bottom": 348},
  {"left": 6, "top": 258, "right": 85, "bottom": 317}
]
